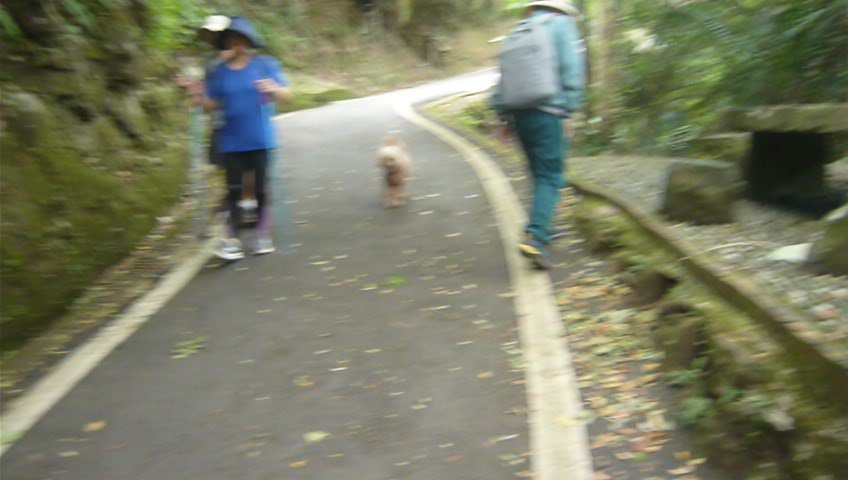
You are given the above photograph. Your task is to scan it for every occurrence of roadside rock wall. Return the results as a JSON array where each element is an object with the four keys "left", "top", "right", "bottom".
[{"left": 0, "top": 1, "right": 189, "bottom": 349}]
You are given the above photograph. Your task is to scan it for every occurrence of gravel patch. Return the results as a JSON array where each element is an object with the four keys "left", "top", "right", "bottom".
[{"left": 570, "top": 155, "right": 848, "bottom": 348}]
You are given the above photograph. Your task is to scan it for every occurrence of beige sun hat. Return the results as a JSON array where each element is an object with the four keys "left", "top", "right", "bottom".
[
  {"left": 525, "top": 0, "right": 581, "bottom": 17},
  {"left": 201, "top": 15, "right": 231, "bottom": 32}
]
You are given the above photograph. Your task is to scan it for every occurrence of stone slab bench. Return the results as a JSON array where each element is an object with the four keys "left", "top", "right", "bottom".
[{"left": 726, "top": 104, "right": 848, "bottom": 216}]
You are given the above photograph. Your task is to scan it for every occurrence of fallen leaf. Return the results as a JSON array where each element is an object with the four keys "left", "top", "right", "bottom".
[
  {"left": 556, "top": 410, "right": 596, "bottom": 427},
  {"left": 486, "top": 434, "right": 520, "bottom": 446},
  {"left": 303, "top": 431, "right": 331, "bottom": 444},
  {"left": 171, "top": 337, "right": 206, "bottom": 359},
  {"left": 641, "top": 363, "right": 662, "bottom": 372},
  {"left": 384, "top": 276, "right": 408, "bottom": 287},
  {"left": 83, "top": 421, "right": 107, "bottom": 433},
  {"left": 289, "top": 460, "right": 308, "bottom": 468},
  {"left": 294, "top": 376, "right": 315, "bottom": 388},
  {"left": 668, "top": 466, "right": 695, "bottom": 475}
]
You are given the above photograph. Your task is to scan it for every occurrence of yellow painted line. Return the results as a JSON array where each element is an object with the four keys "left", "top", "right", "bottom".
[{"left": 394, "top": 99, "right": 593, "bottom": 480}]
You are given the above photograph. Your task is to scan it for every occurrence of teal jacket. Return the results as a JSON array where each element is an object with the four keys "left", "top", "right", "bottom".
[{"left": 492, "top": 10, "right": 585, "bottom": 117}]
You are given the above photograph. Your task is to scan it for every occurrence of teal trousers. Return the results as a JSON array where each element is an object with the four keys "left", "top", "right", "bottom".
[{"left": 513, "top": 109, "right": 568, "bottom": 245}]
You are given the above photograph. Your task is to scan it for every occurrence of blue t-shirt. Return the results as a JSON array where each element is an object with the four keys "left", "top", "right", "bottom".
[{"left": 207, "top": 55, "right": 288, "bottom": 153}]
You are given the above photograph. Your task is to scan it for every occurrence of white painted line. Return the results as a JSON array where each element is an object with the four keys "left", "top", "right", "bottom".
[
  {"left": 0, "top": 238, "right": 216, "bottom": 457},
  {"left": 395, "top": 100, "right": 593, "bottom": 480}
]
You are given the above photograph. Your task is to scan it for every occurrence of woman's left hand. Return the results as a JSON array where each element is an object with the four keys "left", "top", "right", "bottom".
[{"left": 255, "top": 79, "right": 279, "bottom": 95}]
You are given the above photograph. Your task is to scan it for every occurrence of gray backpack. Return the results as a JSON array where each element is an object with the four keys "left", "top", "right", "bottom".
[{"left": 498, "top": 14, "right": 558, "bottom": 110}]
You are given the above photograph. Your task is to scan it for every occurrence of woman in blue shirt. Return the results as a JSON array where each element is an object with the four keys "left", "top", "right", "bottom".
[{"left": 191, "top": 16, "right": 293, "bottom": 260}]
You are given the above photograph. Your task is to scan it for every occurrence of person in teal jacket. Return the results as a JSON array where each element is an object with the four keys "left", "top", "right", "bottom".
[{"left": 491, "top": 0, "right": 585, "bottom": 270}]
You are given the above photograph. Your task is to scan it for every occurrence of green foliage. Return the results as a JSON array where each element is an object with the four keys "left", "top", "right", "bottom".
[
  {"left": 144, "top": 0, "right": 207, "bottom": 53},
  {"left": 591, "top": 0, "right": 848, "bottom": 153},
  {"left": 0, "top": 6, "right": 21, "bottom": 38},
  {"left": 504, "top": 0, "right": 528, "bottom": 11},
  {"left": 459, "top": 101, "right": 497, "bottom": 132},
  {"left": 280, "top": 88, "right": 358, "bottom": 113},
  {"left": 666, "top": 355, "right": 709, "bottom": 387},
  {"left": 680, "top": 396, "right": 714, "bottom": 426},
  {"left": 665, "top": 368, "right": 701, "bottom": 388},
  {"left": 61, "top": 0, "right": 98, "bottom": 31}
]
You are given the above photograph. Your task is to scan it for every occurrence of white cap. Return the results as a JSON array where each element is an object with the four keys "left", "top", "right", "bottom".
[{"left": 201, "top": 15, "right": 231, "bottom": 32}]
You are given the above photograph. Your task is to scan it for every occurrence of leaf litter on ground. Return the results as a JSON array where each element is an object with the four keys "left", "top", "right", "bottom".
[
  {"left": 170, "top": 336, "right": 206, "bottom": 359},
  {"left": 556, "top": 241, "right": 716, "bottom": 480}
]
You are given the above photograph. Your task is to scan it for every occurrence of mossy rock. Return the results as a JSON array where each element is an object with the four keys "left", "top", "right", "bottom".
[
  {"left": 726, "top": 104, "right": 848, "bottom": 134},
  {"left": 661, "top": 159, "right": 740, "bottom": 224},
  {"left": 654, "top": 310, "right": 703, "bottom": 371},
  {"left": 569, "top": 193, "right": 848, "bottom": 478},
  {"left": 691, "top": 133, "right": 750, "bottom": 164},
  {"left": 810, "top": 204, "right": 848, "bottom": 276},
  {"left": 572, "top": 202, "right": 627, "bottom": 252}
]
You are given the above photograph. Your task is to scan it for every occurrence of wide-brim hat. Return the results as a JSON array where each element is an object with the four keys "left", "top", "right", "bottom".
[
  {"left": 525, "top": 0, "right": 581, "bottom": 17},
  {"left": 216, "top": 16, "right": 265, "bottom": 49},
  {"left": 202, "top": 15, "right": 231, "bottom": 32}
]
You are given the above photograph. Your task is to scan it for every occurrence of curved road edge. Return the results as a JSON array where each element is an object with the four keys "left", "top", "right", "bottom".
[
  {"left": 0, "top": 237, "right": 218, "bottom": 457},
  {"left": 395, "top": 98, "right": 593, "bottom": 480}
]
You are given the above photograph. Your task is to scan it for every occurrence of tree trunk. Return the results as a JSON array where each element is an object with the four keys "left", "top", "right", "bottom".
[{"left": 589, "top": 0, "right": 621, "bottom": 125}]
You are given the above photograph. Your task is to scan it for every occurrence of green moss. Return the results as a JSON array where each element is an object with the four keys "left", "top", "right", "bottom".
[
  {"left": 570, "top": 193, "right": 848, "bottom": 478},
  {"left": 0, "top": 88, "right": 187, "bottom": 351}
]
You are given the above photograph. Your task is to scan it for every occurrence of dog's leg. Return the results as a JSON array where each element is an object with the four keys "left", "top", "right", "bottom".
[
  {"left": 392, "top": 186, "right": 401, "bottom": 207},
  {"left": 383, "top": 186, "right": 393, "bottom": 208}
]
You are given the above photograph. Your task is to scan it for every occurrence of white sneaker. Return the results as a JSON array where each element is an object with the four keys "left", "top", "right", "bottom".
[
  {"left": 254, "top": 236, "right": 275, "bottom": 255},
  {"left": 238, "top": 199, "right": 258, "bottom": 210},
  {"left": 215, "top": 238, "right": 245, "bottom": 261}
]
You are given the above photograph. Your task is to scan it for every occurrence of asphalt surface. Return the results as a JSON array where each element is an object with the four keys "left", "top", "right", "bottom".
[{"left": 2, "top": 73, "right": 547, "bottom": 479}]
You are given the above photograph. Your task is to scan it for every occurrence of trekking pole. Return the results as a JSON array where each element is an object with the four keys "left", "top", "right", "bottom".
[
  {"left": 188, "top": 103, "right": 208, "bottom": 237},
  {"left": 260, "top": 92, "right": 294, "bottom": 255}
]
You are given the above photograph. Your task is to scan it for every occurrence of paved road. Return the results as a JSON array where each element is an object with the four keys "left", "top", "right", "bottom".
[{"left": 2, "top": 73, "right": 563, "bottom": 479}]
